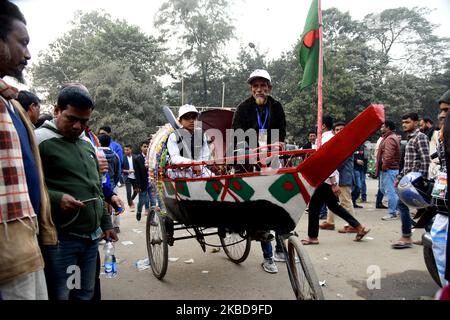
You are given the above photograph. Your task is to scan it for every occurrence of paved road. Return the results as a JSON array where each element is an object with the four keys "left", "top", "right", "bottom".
[{"left": 101, "top": 178, "right": 440, "bottom": 300}]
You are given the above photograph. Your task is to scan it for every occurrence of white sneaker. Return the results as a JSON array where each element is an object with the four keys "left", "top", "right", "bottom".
[
  {"left": 261, "top": 258, "right": 278, "bottom": 274},
  {"left": 382, "top": 214, "right": 398, "bottom": 221},
  {"left": 274, "top": 252, "right": 300, "bottom": 263},
  {"left": 273, "top": 252, "right": 286, "bottom": 262}
]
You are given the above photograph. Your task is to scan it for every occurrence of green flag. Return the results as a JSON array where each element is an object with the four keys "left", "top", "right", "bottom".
[{"left": 299, "top": 0, "right": 325, "bottom": 90}]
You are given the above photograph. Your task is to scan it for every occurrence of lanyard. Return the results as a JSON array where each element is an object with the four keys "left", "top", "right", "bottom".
[{"left": 256, "top": 106, "right": 269, "bottom": 129}]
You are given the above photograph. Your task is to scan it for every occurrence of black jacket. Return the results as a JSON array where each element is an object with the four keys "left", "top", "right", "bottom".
[
  {"left": 231, "top": 96, "right": 286, "bottom": 147},
  {"left": 122, "top": 154, "right": 138, "bottom": 181},
  {"left": 134, "top": 153, "right": 148, "bottom": 190}
]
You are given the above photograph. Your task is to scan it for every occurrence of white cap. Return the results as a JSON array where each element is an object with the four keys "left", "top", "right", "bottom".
[
  {"left": 178, "top": 104, "right": 199, "bottom": 119},
  {"left": 247, "top": 69, "right": 271, "bottom": 84}
]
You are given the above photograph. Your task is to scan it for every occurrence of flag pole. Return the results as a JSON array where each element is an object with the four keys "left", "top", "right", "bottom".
[{"left": 316, "top": 0, "right": 324, "bottom": 149}]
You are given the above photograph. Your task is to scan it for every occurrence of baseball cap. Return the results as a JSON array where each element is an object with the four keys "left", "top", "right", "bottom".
[
  {"left": 247, "top": 69, "right": 271, "bottom": 84},
  {"left": 439, "top": 90, "right": 450, "bottom": 105},
  {"left": 178, "top": 104, "right": 199, "bottom": 119}
]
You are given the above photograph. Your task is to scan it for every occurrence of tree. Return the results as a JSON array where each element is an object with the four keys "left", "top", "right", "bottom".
[
  {"left": 31, "top": 11, "right": 166, "bottom": 145},
  {"left": 155, "top": 0, "right": 235, "bottom": 105},
  {"left": 363, "top": 7, "right": 450, "bottom": 76}
]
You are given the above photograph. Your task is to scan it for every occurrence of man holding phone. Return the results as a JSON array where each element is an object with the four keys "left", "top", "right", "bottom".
[{"left": 35, "top": 85, "right": 117, "bottom": 300}]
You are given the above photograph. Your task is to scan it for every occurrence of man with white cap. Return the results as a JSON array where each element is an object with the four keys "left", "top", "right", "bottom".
[
  {"left": 232, "top": 69, "right": 286, "bottom": 147},
  {"left": 165, "top": 104, "right": 212, "bottom": 245},
  {"left": 231, "top": 69, "right": 286, "bottom": 274},
  {"left": 167, "top": 104, "right": 211, "bottom": 177}
]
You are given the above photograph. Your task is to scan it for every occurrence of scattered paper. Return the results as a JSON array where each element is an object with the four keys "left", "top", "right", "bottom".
[
  {"left": 336, "top": 293, "right": 344, "bottom": 298},
  {"left": 184, "top": 258, "right": 194, "bottom": 264},
  {"left": 201, "top": 270, "right": 209, "bottom": 274},
  {"left": 132, "top": 229, "right": 143, "bottom": 234},
  {"left": 319, "top": 280, "right": 327, "bottom": 287},
  {"left": 121, "top": 241, "right": 134, "bottom": 246},
  {"left": 168, "top": 257, "right": 179, "bottom": 262},
  {"left": 366, "top": 237, "right": 374, "bottom": 240},
  {"left": 135, "top": 258, "right": 150, "bottom": 271},
  {"left": 323, "top": 257, "right": 329, "bottom": 261}
]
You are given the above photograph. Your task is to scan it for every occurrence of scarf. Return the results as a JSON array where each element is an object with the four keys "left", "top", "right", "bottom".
[{"left": 0, "top": 78, "right": 36, "bottom": 224}]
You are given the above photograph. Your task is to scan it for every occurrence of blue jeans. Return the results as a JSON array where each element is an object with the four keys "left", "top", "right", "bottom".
[
  {"left": 376, "top": 177, "right": 385, "bottom": 207},
  {"left": 261, "top": 233, "right": 283, "bottom": 259},
  {"left": 397, "top": 199, "right": 413, "bottom": 237},
  {"left": 380, "top": 169, "right": 399, "bottom": 215},
  {"left": 42, "top": 234, "right": 99, "bottom": 300},
  {"left": 352, "top": 170, "right": 364, "bottom": 203},
  {"left": 137, "top": 189, "right": 150, "bottom": 214},
  {"left": 361, "top": 171, "right": 367, "bottom": 201}
]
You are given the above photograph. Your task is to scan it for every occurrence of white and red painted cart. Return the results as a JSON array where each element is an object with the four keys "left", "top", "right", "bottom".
[{"left": 146, "top": 105, "right": 384, "bottom": 300}]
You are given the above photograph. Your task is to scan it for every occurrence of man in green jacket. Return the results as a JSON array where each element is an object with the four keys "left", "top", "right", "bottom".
[{"left": 35, "top": 85, "right": 118, "bottom": 300}]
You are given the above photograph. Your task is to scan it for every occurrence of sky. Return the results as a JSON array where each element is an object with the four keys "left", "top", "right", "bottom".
[{"left": 10, "top": 0, "right": 450, "bottom": 89}]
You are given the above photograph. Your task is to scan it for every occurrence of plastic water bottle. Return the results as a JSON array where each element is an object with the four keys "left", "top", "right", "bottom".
[
  {"left": 104, "top": 238, "right": 118, "bottom": 278},
  {"left": 96, "top": 148, "right": 107, "bottom": 183}
]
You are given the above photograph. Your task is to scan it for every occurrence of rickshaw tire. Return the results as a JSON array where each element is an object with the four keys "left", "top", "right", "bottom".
[
  {"left": 146, "top": 211, "right": 168, "bottom": 280},
  {"left": 286, "top": 236, "right": 324, "bottom": 300}
]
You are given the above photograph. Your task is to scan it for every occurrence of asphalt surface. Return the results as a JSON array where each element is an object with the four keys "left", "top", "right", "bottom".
[{"left": 101, "top": 178, "right": 440, "bottom": 300}]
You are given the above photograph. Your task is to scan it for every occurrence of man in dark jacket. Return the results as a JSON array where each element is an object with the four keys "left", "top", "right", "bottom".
[
  {"left": 352, "top": 144, "right": 366, "bottom": 208},
  {"left": 376, "top": 121, "right": 401, "bottom": 221},
  {"left": 301, "top": 131, "right": 317, "bottom": 150},
  {"left": 135, "top": 141, "right": 151, "bottom": 222},
  {"left": 232, "top": 69, "right": 286, "bottom": 149},
  {"left": 231, "top": 69, "right": 286, "bottom": 274}
]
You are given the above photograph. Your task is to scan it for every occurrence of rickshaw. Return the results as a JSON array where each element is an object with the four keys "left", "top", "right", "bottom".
[{"left": 146, "top": 104, "right": 384, "bottom": 300}]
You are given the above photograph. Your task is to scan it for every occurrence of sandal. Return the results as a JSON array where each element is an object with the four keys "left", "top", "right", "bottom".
[
  {"left": 301, "top": 238, "right": 319, "bottom": 245},
  {"left": 391, "top": 241, "right": 413, "bottom": 249},
  {"left": 354, "top": 227, "right": 370, "bottom": 241}
]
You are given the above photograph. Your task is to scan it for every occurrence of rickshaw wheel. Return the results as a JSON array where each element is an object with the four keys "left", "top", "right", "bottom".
[
  {"left": 219, "top": 230, "right": 251, "bottom": 264},
  {"left": 146, "top": 210, "right": 168, "bottom": 279},
  {"left": 286, "top": 236, "right": 324, "bottom": 300}
]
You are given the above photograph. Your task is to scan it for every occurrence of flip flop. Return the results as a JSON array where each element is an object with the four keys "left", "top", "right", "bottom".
[
  {"left": 301, "top": 239, "right": 319, "bottom": 245},
  {"left": 354, "top": 228, "right": 370, "bottom": 241},
  {"left": 391, "top": 241, "right": 413, "bottom": 249}
]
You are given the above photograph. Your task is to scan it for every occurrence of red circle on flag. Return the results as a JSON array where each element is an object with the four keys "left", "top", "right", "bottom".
[
  {"left": 232, "top": 181, "right": 241, "bottom": 190},
  {"left": 284, "top": 181, "right": 294, "bottom": 192},
  {"left": 212, "top": 182, "right": 220, "bottom": 192},
  {"left": 178, "top": 184, "right": 184, "bottom": 192}
]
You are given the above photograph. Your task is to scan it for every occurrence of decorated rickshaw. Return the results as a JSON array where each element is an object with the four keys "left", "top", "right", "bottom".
[{"left": 145, "top": 104, "right": 384, "bottom": 300}]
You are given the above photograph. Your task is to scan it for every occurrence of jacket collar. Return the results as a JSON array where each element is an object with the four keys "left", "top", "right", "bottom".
[{"left": 0, "top": 78, "right": 18, "bottom": 100}]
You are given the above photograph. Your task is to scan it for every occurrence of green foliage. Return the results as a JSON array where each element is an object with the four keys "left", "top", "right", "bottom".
[
  {"left": 31, "top": 10, "right": 166, "bottom": 145},
  {"left": 155, "top": 0, "right": 235, "bottom": 105}
]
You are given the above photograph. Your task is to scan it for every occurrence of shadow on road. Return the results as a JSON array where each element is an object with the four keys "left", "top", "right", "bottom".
[{"left": 348, "top": 270, "right": 440, "bottom": 300}]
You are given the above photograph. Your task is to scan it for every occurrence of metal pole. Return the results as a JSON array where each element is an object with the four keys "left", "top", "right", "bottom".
[
  {"left": 222, "top": 82, "right": 225, "bottom": 108},
  {"left": 181, "top": 77, "right": 184, "bottom": 105},
  {"left": 316, "top": 0, "right": 324, "bottom": 149}
]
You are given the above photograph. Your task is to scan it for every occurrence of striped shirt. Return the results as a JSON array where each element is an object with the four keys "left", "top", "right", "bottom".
[{"left": 401, "top": 128, "right": 430, "bottom": 178}]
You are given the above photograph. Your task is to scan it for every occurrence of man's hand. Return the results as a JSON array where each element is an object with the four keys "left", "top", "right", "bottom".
[
  {"left": 192, "top": 165, "right": 202, "bottom": 175},
  {"left": 60, "top": 194, "right": 85, "bottom": 214},
  {"left": 104, "top": 229, "right": 119, "bottom": 241},
  {"left": 394, "top": 179, "right": 399, "bottom": 188},
  {"left": 331, "top": 184, "right": 341, "bottom": 197},
  {"left": 356, "top": 159, "right": 364, "bottom": 166},
  {"left": 111, "top": 195, "right": 125, "bottom": 214},
  {"left": 98, "top": 157, "right": 108, "bottom": 174}
]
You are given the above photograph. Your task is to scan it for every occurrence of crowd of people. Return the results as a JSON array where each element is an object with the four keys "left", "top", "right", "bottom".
[{"left": 0, "top": 0, "right": 449, "bottom": 300}]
